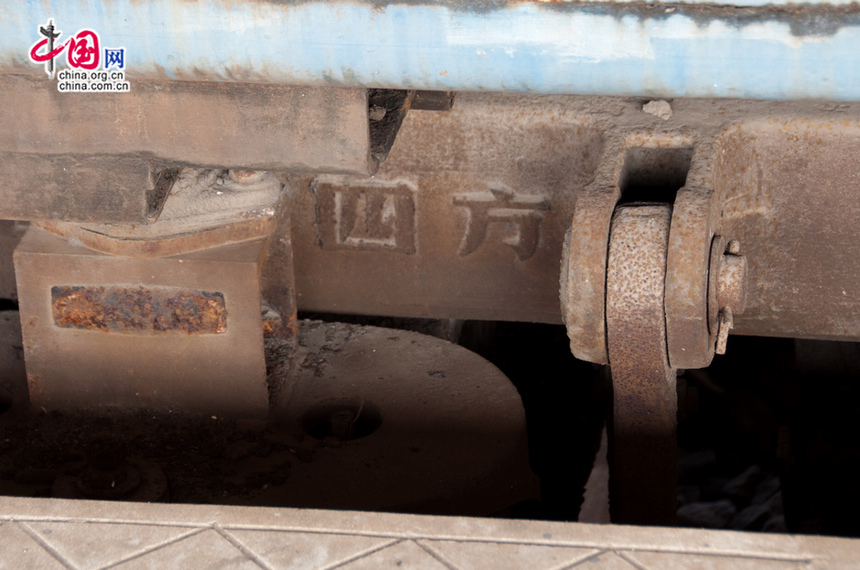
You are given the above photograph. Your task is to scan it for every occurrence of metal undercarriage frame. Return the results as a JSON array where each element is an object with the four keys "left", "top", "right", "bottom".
[{"left": 3, "top": 0, "right": 860, "bottom": 528}]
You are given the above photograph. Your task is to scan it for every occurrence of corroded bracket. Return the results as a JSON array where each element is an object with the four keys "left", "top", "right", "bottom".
[
  {"left": 561, "top": 132, "right": 749, "bottom": 525},
  {"left": 605, "top": 204, "right": 677, "bottom": 525},
  {"left": 15, "top": 169, "right": 298, "bottom": 418}
]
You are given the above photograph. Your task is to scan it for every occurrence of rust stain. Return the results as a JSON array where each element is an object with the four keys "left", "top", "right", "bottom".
[{"left": 52, "top": 286, "right": 227, "bottom": 334}]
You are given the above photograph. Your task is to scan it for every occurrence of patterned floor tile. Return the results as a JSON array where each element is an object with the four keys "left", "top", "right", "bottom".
[
  {"left": 27, "top": 521, "right": 199, "bottom": 569},
  {"left": 623, "top": 551, "right": 812, "bottom": 570},
  {"left": 570, "top": 550, "right": 639, "bottom": 569},
  {"left": 422, "top": 540, "right": 599, "bottom": 570},
  {"left": 338, "top": 540, "right": 449, "bottom": 569},
  {"left": 227, "top": 529, "right": 396, "bottom": 570},
  {"left": 0, "top": 521, "right": 66, "bottom": 570},
  {"left": 111, "top": 528, "right": 260, "bottom": 569}
]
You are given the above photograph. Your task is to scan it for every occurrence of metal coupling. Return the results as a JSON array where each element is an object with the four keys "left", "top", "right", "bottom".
[{"left": 708, "top": 237, "right": 748, "bottom": 355}]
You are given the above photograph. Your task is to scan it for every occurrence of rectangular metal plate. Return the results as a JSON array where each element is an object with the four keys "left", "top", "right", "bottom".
[
  {"left": 14, "top": 228, "right": 268, "bottom": 417},
  {"left": 51, "top": 286, "right": 227, "bottom": 335}
]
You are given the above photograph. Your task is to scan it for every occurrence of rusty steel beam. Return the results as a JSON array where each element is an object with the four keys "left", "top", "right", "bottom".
[
  {"left": 605, "top": 204, "right": 678, "bottom": 526},
  {"left": 0, "top": 95, "right": 855, "bottom": 347},
  {"left": 288, "top": 94, "right": 860, "bottom": 345}
]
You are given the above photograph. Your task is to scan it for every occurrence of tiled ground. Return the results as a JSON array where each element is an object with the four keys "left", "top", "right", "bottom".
[{"left": 1, "top": 497, "right": 857, "bottom": 569}]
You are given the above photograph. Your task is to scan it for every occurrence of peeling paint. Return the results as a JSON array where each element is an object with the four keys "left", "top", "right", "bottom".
[{"left": 1, "top": 0, "right": 859, "bottom": 99}]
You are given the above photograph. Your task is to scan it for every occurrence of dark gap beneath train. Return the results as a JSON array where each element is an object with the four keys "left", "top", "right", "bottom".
[{"left": 0, "top": 308, "right": 858, "bottom": 537}]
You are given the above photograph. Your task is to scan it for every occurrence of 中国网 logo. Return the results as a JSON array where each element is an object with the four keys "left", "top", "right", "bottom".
[{"left": 28, "top": 19, "right": 130, "bottom": 93}]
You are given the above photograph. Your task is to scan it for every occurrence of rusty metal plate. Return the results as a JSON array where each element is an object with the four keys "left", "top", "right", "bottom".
[
  {"left": 51, "top": 286, "right": 227, "bottom": 335},
  {"left": 14, "top": 228, "right": 269, "bottom": 417},
  {"left": 664, "top": 181, "right": 719, "bottom": 369}
]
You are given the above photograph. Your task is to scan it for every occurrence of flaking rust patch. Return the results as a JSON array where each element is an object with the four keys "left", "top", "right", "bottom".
[{"left": 51, "top": 286, "right": 227, "bottom": 334}]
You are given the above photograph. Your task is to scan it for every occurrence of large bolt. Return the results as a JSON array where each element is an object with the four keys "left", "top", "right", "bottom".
[{"left": 708, "top": 238, "right": 748, "bottom": 355}]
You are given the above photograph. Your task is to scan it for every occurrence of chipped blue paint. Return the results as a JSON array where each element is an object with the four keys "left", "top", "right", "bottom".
[{"left": 2, "top": 0, "right": 859, "bottom": 100}]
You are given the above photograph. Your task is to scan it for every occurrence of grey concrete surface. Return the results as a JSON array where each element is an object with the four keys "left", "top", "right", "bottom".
[{"left": 1, "top": 496, "right": 857, "bottom": 569}]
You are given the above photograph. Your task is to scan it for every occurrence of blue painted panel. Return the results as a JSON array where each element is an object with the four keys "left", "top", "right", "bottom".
[{"left": 2, "top": 0, "right": 859, "bottom": 100}]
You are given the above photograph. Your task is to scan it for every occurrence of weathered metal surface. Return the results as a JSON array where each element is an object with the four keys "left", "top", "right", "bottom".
[
  {"left": 368, "top": 89, "right": 415, "bottom": 169},
  {"left": 38, "top": 169, "right": 283, "bottom": 257},
  {"left": 664, "top": 142, "right": 721, "bottom": 369},
  {"left": 0, "top": 152, "right": 175, "bottom": 224},
  {"left": 14, "top": 228, "right": 269, "bottom": 417},
  {"left": 412, "top": 91, "right": 455, "bottom": 111},
  {"left": 562, "top": 187, "right": 618, "bottom": 365},
  {"left": 260, "top": 194, "right": 299, "bottom": 405},
  {"left": 41, "top": 218, "right": 278, "bottom": 258},
  {"left": 563, "top": 132, "right": 696, "bottom": 364},
  {"left": 716, "top": 119, "right": 860, "bottom": 342},
  {"left": 0, "top": 75, "right": 375, "bottom": 181},
  {"left": 52, "top": 440, "right": 168, "bottom": 502},
  {"left": 4, "top": 2, "right": 860, "bottom": 99},
  {"left": 292, "top": 93, "right": 604, "bottom": 324},
  {"left": 312, "top": 178, "right": 418, "bottom": 255},
  {"left": 288, "top": 96, "right": 860, "bottom": 345},
  {"left": 717, "top": 242, "right": 747, "bottom": 316},
  {"left": 51, "top": 286, "right": 227, "bottom": 335},
  {"left": 269, "top": 319, "right": 539, "bottom": 514},
  {"left": 0, "top": 222, "right": 27, "bottom": 300},
  {"left": 605, "top": 204, "right": 677, "bottom": 525}
]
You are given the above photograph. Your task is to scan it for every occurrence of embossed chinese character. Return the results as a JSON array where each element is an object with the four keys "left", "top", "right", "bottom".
[
  {"left": 454, "top": 188, "right": 550, "bottom": 261},
  {"left": 314, "top": 180, "right": 416, "bottom": 254}
]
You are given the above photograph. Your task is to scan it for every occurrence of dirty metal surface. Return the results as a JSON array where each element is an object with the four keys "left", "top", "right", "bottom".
[
  {"left": 289, "top": 94, "right": 860, "bottom": 346},
  {"left": 368, "top": 89, "right": 414, "bottom": 170},
  {"left": 605, "top": 205, "right": 677, "bottom": 525},
  {"left": 265, "top": 320, "right": 539, "bottom": 514},
  {"left": 261, "top": 195, "right": 299, "bottom": 405},
  {"left": 0, "top": 222, "right": 27, "bottom": 301},
  {"left": 292, "top": 93, "right": 605, "bottom": 324},
  {"left": 716, "top": 120, "right": 860, "bottom": 342},
  {"left": 4, "top": 2, "right": 860, "bottom": 100},
  {"left": 312, "top": 179, "right": 418, "bottom": 255},
  {"left": 664, "top": 175, "right": 720, "bottom": 369},
  {"left": 562, "top": 131, "right": 696, "bottom": 364},
  {"left": 51, "top": 286, "right": 227, "bottom": 335},
  {"left": 39, "top": 169, "right": 283, "bottom": 257},
  {"left": 0, "top": 312, "right": 536, "bottom": 516},
  {"left": 14, "top": 228, "right": 269, "bottom": 417},
  {"left": 412, "top": 90, "right": 455, "bottom": 111},
  {"left": 0, "top": 75, "right": 375, "bottom": 183},
  {"left": 0, "top": 152, "right": 174, "bottom": 224}
]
